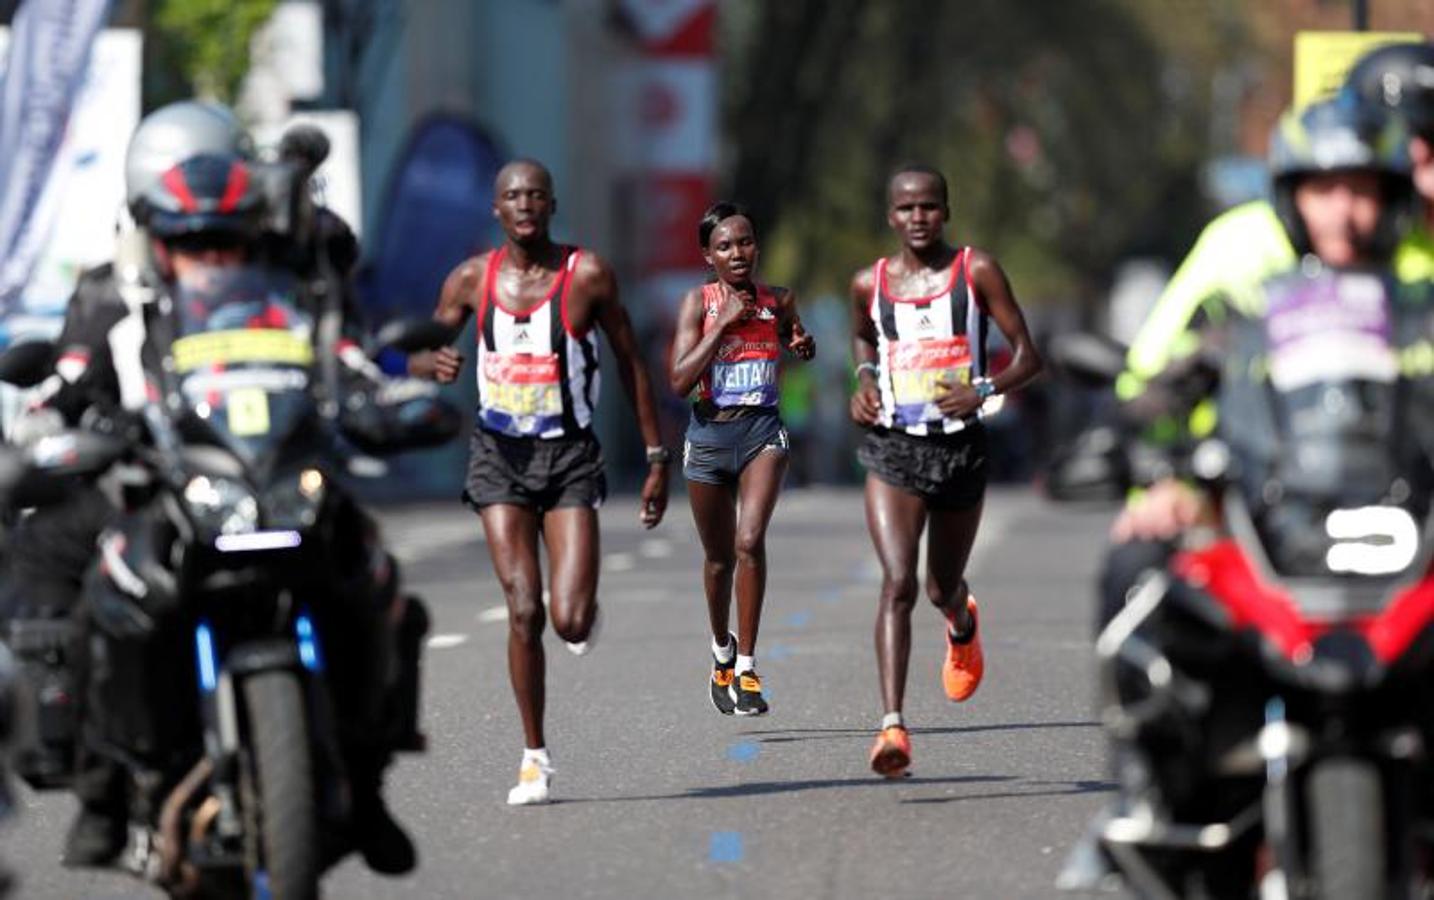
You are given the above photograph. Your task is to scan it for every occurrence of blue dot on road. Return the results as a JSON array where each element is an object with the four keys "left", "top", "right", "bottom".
[
  {"left": 784, "top": 611, "right": 812, "bottom": 628},
  {"left": 709, "top": 831, "right": 744, "bottom": 863},
  {"left": 727, "top": 740, "right": 760, "bottom": 762}
]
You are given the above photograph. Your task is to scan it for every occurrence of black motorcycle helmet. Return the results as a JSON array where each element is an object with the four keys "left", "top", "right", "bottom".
[
  {"left": 1344, "top": 41, "right": 1434, "bottom": 139},
  {"left": 1268, "top": 93, "right": 1414, "bottom": 261},
  {"left": 137, "top": 153, "right": 266, "bottom": 244}
]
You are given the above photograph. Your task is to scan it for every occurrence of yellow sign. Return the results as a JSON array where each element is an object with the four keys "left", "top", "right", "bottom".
[
  {"left": 227, "top": 388, "right": 271, "bottom": 436},
  {"left": 172, "top": 329, "right": 314, "bottom": 373},
  {"left": 1294, "top": 30, "right": 1424, "bottom": 109}
]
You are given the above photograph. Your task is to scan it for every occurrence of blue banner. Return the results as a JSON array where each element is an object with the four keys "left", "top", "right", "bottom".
[
  {"left": 360, "top": 114, "right": 505, "bottom": 324},
  {"left": 357, "top": 114, "right": 504, "bottom": 500},
  {"left": 0, "top": 0, "right": 114, "bottom": 319}
]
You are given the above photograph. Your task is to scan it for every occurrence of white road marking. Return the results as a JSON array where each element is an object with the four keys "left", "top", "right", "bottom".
[
  {"left": 604, "top": 552, "right": 636, "bottom": 572},
  {"left": 427, "top": 633, "right": 470, "bottom": 649},
  {"left": 965, "top": 500, "right": 1018, "bottom": 576},
  {"left": 474, "top": 588, "right": 683, "bottom": 626},
  {"left": 387, "top": 518, "right": 487, "bottom": 564}
]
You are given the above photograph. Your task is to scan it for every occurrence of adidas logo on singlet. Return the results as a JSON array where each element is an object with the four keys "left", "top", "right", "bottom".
[{"left": 513, "top": 326, "right": 533, "bottom": 347}]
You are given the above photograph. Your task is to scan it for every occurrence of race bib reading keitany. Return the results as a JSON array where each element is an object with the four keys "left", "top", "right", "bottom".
[{"left": 709, "top": 334, "right": 779, "bottom": 407}]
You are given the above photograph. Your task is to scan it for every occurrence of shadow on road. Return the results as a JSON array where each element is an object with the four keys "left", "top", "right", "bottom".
[
  {"left": 561, "top": 773, "right": 1017, "bottom": 804},
  {"left": 742, "top": 720, "right": 1100, "bottom": 745},
  {"left": 900, "top": 779, "right": 1115, "bottom": 805}
]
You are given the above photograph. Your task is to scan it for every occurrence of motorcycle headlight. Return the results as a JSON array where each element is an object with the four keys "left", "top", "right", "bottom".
[
  {"left": 263, "top": 467, "right": 326, "bottom": 530},
  {"left": 183, "top": 475, "right": 260, "bottom": 536}
]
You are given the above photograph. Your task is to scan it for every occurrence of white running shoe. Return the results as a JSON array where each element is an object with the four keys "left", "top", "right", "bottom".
[
  {"left": 506, "top": 759, "right": 554, "bottom": 806},
  {"left": 564, "top": 604, "right": 601, "bottom": 656}
]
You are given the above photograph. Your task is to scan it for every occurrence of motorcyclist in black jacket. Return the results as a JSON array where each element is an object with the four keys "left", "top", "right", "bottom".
[{"left": 4, "top": 101, "right": 448, "bottom": 875}]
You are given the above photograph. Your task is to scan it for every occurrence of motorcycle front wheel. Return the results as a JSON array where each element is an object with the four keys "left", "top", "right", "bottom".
[
  {"left": 1306, "top": 757, "right": 1385, "bottom": 900},
  {"left": 242, "top": 672, "right": 319, "bottom": 900}
]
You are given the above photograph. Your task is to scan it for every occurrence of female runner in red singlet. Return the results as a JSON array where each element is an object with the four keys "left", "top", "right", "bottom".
[{"left": 669, "top": 202, "right": 816, "bottom": 717}]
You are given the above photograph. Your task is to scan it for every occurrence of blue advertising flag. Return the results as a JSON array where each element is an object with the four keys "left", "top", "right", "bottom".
[
  {"left": 0, "top": 0, "right": 114, "bottom": 319},
  {"left": 360, "top": 113, "right": 505, "bottom": 325},
  {"left": 356, "top": 113, "right": 504, "bottom": 499}
]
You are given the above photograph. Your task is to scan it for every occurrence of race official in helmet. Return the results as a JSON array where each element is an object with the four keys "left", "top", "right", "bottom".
[{"left": 6, "top": 104, "right": 424, "bottom": 875}]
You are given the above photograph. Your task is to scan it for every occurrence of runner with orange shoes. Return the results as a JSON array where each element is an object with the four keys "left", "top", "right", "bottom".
[{"left": 848, "top": 165, "right": 1043, "bottom": 777}]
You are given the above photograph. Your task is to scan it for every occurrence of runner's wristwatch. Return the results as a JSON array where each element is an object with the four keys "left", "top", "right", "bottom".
[
  {"left": 973, "top": 377, "right": 997, "bottom": 399},
  {"left": 646, "top": 446, "right": 672, "bottom": 465}
]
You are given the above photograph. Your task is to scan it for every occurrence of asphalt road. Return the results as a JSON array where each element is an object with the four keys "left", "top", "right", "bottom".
[{"left": 2, "top": 486, "right": 1118, "bottom": 899}]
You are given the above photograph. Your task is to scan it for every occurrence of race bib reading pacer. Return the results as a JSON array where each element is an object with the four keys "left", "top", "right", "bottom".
[
  {"left": 481, "top": 353, "right": 563, "bottom": 435},
  {"left": 889, "top": 336, "right": 971, "bottom": 426}
]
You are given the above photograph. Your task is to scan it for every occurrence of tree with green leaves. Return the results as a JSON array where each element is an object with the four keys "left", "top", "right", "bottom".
[
  {"left": 719, "top": 0, "right": 1249, "bottom": 304},
  {"left": 148, "top": 0, "right": 278, "bottom": 103}
]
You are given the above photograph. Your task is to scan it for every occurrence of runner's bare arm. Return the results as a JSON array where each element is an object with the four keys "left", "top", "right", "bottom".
[
  {"left": 408, "top": 255, "right": 484, "bottom": 383},
  {"left": 586, "top": 254, "right": 669, "bottom": 528},
  {"left": 775, "top": 287, "right": 816, "bottom": 361},
  {"left": 669, "top": 286, "right": 743, "bottom": 396},
  {"left": 849, "top": 266, "right": 882, "bottom": 425},
  {"left": 967, "top": 249, "right": 1043, "bottom": 396},
  {"left": 932, "top": 250, "right": 1042, "bottom": 417}
]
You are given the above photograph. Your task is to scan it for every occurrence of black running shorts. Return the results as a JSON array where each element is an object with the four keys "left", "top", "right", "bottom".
[
  {"left": 462, "top": 427, "right": 607, "bottom": 513},
  {"left": 857, "top": 424, "right": 988, "bottom": 511},
  {"left": 683, "top": 406, "right": 789, "bottom": 486}
]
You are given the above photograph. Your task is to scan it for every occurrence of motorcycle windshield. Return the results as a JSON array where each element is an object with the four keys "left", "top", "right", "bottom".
[
  {"left": 1220, "top": 268, "right": 1430, "bottom": 581},
  {"left": 168, "top": 265, "right": 316, "bottom": 469}
]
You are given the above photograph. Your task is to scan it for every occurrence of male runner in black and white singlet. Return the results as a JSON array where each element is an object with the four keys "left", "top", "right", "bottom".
[
  {"left": 849, "top": 165, "right": 1043, "bottom": 778},
  {"left": 410, "top": 159, "right": 669, "bottom": 805}
]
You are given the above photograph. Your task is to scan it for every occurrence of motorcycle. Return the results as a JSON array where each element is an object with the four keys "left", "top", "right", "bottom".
[
  {"left": 0, "top": 640, "right": 18, "bottom": 897},
  {"left": 1043, "top": 331, "right": 1218, "bottom": 504},
  {"left": 1043, "top": 331, "right": 1135, "bottom": 502},
  {"left": 1068, "top": 267, "right": 1434, "bottom": 899},
  {"left": 0, "top": 263, "right": 456, "bottom": 899}
]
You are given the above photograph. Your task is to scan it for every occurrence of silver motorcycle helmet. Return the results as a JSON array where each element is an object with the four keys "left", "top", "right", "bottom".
[{"left": 124, "top": 101, "right": 253, "bottom": 223}]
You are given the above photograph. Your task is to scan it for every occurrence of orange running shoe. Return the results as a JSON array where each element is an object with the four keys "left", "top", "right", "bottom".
[
  {"left": 942, "top": 595, "right": 984, "bottom": 702},
  {"left": 869, "top": 725, "right": 912, "bottom": 778}
]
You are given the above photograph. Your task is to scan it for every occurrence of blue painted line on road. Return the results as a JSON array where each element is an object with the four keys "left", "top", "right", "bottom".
[
  {"left": 727, "top": 740, "right": 760, "bottom": 762},
  {"left": 784, "top": 611, "right": 812, "bottom": 628},
  {"left": 709, "top": 831, "right": 744, "bottom": 863},
  {"left": 850, "top": 560, "right": 880, "bottom": 583},
  {"left": 766, "top": 643, "right": 792, "bottom": 661}
]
